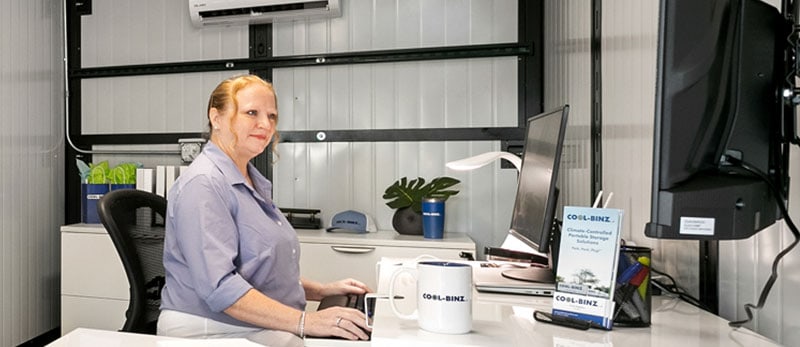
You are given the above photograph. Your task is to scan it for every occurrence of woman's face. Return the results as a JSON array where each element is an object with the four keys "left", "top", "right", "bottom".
[{"left": 212, "top": 83, "right": 277, "bottom": 163}]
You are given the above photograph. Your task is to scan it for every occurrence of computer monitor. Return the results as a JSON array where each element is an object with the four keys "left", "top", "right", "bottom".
[
  {"left": 503, "top": 105, "right": 569, "bottom": 283},
  {"left": 645, "top": 0, "right": 787, "bottom": 240}
]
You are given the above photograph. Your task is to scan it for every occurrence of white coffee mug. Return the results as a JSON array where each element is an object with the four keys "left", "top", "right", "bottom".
[{"left": 388, "top": 261, "right": 473, "bottom": 334}]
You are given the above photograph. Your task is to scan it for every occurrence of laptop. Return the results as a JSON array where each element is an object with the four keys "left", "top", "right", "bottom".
[{"left": 473, "top": 265, "right": 555, "bottom": 296}]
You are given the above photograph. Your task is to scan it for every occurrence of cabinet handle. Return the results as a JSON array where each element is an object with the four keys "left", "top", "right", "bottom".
[{"left": 330, "top": 246, "right": 376, "bottom": 254}]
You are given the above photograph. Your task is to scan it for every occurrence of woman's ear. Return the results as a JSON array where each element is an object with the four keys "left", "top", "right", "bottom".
[{"left": 209, "top": 107, "right": 221, "bottom": 130}]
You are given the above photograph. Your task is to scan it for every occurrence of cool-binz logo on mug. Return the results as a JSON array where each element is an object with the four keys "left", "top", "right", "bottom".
[{"left": 421, "top": 292, "right": 468, "bottom": 302}]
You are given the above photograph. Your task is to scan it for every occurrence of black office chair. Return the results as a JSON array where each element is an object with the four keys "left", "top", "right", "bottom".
[{"left": 97, "top": 188, "right": 167, "bottom": 334}]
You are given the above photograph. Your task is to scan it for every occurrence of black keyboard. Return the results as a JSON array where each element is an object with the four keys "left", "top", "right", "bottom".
[{"left": 317, "top": 293, "right": 375, "bottom": 317}]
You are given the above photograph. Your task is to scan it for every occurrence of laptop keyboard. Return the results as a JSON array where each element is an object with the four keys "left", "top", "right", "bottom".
[
  {"left": 315, "top": 293, "right": 374, "bottom": 341},
  {"left": 317, "top": 293, "right": 374, "bottom": 316}
]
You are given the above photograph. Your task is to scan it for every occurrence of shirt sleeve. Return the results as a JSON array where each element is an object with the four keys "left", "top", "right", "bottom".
[{"left": 170, "top": 174, "right": 253, "bottom": 312}]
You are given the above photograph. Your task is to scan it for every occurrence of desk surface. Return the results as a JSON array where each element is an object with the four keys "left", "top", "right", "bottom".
[
  {"left": 50, "top": 261, "right": 781, "bottom": 347},
  {"left": 48, "top": 328, "right": 263, "bottom": 347},
  {"left": 369, "top": 295, "right": 779, "bottom": 347},
  {"left": 368, "top": 261, "right": 781, "bottom": 347}
]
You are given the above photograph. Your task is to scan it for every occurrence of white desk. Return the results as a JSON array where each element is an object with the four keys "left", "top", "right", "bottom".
[
  {"left": 60, "top": 224, "right": 475, "bottom": 333},
  {"left": 47, "top": 328, "right": 262, "bottom": 346},
  {"left": 51, "top": 260, "right": 781, "bottom": 347},
  {"left": 369, "top": 262, "right": 781, "bottom": 347}
]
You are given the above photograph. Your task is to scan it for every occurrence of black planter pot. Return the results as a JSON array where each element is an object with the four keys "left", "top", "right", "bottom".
[{"left": 392, "top": 207, "right": 423, "bottom": 235}]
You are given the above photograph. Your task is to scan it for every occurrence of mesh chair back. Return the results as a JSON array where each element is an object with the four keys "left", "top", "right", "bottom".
[{"left": 97, "top": 188, "right": 167, "bottom": 334}]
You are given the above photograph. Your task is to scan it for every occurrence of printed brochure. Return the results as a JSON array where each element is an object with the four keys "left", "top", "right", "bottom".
[{"left": 552, "top": 206, "right": 623, "bottom": 329}]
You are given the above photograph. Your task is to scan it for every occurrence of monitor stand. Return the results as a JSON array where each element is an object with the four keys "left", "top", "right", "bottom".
[{"left": 501, "top": 267, "right": 555, "bottom": 283}]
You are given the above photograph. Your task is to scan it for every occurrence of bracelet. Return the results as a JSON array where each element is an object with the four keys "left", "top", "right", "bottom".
[{"left": 297, "top": 311, "right": 306, "bottom": 338}]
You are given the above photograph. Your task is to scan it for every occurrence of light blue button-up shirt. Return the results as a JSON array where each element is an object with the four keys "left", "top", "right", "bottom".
[{"left": 160, "top": 142, "right": 305, "bottom": 327}]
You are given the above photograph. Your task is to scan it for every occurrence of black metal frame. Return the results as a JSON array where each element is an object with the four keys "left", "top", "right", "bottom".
[
  {"left": 591, "top": 0, "right": 603, "bottom": 202},
  {"left": 72, "top": 43, "right": 532, "bottom": 79},
  {"left": 64, "top": 1, "right": 544, "bottom": 224}
]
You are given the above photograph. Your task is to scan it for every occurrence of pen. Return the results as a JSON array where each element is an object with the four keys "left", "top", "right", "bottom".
[
  {"left": 637, "top": 256, "right": 650, "bottom": 299},
  {"left": 533, "top": 310, "right": 591, "bottom": 330},
  {"left": 613, "top": 264, "right": 649, "bottom": 320}
]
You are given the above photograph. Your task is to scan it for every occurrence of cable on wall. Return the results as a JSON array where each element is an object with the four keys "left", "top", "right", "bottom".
[{"left": 61, "top": 0, "right": 179, "bottom": 156}]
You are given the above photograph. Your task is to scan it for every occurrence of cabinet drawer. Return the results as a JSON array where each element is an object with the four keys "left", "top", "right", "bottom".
[
  {"left": 299, "top": 243, "right": 472, "bottom": 290},
  {"left": 61, "top": 295, "right": 128, "bottom": 334},
  {"left": 61, "top": 232, "right": 129, "bottom": 300}
]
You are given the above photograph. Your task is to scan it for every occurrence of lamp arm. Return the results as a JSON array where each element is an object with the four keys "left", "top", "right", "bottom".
[{"left": 445, "top": 151, "right": 522, "bottom": 172}]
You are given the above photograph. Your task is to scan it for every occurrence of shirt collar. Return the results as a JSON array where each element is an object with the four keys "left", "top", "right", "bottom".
[{"left": 202, "top": 141, "right": 273, "bottom": 194}]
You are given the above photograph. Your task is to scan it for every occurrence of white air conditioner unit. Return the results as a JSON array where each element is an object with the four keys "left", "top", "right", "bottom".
[{"left": 189, "top": 0, "right": 341, "bottom": 27}]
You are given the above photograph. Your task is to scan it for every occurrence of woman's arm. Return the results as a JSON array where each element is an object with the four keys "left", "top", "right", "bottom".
[
  {"left": 224, "top": 289, "right": 302, "bottom": 333},
  {"left": 224, "top": 288, "right": 371, "bottom": 340}
]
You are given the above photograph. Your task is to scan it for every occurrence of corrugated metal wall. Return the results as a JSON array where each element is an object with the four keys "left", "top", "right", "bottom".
[
  {"left": 542, "top": 0, "right": 593, "bottom": 213},
  {"left": 597, "top": 0, "right": 703, "bottom": 295},
  {"left": 269, "top": 0, "right": 591, "bottom": 254},
  {"left": 79, "top": 0, "right": 250, "bottom": 135},
  {"left": 82, "top": 0, "right": 558, "bottom": 257},
  {"left": 0, "top": 0, "right": 64, "bottom": 345},
  {"left": 73, "top": 0, "right": 800, "bottom": 344},
  {"left": 269, "top": 1, "right": 523, "bottom": 253}
]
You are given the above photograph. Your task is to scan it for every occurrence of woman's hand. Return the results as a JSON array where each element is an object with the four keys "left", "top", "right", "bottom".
[
  {"left": 318, "top": 278, "right": 372, "bottom": 298},
  {"left": 303, "top": 278, "right": 372, "bottom": 301},
  {"left": 304, "top": 306, "right": 372, "bottom": 340}
]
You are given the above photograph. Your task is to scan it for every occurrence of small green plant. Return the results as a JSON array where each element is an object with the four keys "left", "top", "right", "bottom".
[
  {"left": 76, "top": 159, "right": 141, "bottom": 184},
  {"left": 382, "top": 176, "right": 460, "bottom": 213}
]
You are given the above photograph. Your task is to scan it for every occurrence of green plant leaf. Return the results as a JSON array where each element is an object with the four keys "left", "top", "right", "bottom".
[{"left": 383, "top": 176, "right": 460, "bottom": 213}]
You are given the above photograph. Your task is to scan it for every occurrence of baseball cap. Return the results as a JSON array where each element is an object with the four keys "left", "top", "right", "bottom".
[{"left": 326, "top": 210, "right": 375, "bottom": 233}]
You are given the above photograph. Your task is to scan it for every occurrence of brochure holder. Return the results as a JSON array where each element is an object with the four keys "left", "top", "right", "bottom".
[{"left": 550, "top": 205, "right": 623, "bottom": 329}]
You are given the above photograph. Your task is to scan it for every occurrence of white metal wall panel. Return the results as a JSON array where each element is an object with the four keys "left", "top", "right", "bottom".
[
  {"left": 80, "top": 0, "right": 249, "bottom": 67},
  {"left": 601, "top": 0, "right": 657, "bottom": 245},
  {"left": 270, "top": 0, "right": 521, "bottom": 255},
  {"left": 542, "top": 1, "right": 592, "bottom": 212},
  {"left": 84, "top": 1, "right": 522, "bottom": 256},
  {"left": 80, "top": 71, "right": 248, "bottom": 134},
  {"left": 78, "top": 0, "right": 249, "bottom": 134},
  {"left": 271, "top": 56, "right": 519, "bottom": 252},
  {"left": 598, "top": 0, "right": 704, "bottom": 299},
  {"left": 272, "top": 0, "right": 518, "bottom": 55},
  {"left": 273, "top": 59, "right": 517, "bottom": 131},
  {"left": 0, "top": 0, "right": 64, "bottom": 345},
  {"left": 273, "top": 141, "right": 518, "bottom": 253}
]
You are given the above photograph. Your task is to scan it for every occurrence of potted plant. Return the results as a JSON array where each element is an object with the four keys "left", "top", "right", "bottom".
[{"left": 382, "top": 176, "right": 460, "bottom": 235}]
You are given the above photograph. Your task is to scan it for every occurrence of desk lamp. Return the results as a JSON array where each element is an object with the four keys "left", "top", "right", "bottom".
[
  {"left": 445, "top": 151, "right": 522, "bottom": 172},
  {"left": 445, "top": 151, "right": 539, "bottom": 255}
]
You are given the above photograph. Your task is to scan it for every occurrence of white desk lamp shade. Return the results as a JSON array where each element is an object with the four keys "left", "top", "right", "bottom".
[
  {"left": 445, "top": 150, "right": 540, "bottom": 255},
  {"left": 445, "top": 151, "right": 522, "bottom": 172}
]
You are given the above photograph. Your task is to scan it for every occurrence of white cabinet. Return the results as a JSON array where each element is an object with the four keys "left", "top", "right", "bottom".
[
  {"left": 61, "top": 224, "right": 475, "bottom": 332},
  {"left": 296, "top": 229, "right": 476, "bottom": 291},
  {"left": 60, "top": 224, "right": 128, "bottom": 335}
]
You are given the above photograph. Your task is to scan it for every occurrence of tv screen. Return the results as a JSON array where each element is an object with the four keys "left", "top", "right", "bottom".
[{"left": 645, "top": 0, "right": 786, "bottom": 240}]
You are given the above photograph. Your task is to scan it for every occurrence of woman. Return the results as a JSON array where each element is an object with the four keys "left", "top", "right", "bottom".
[{"left": 158, "top": 75, "right": 372, "bottom": 346}]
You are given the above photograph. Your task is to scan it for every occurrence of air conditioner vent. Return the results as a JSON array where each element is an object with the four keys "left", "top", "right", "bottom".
[
  {"left": 198, "top": 1, "right": 330, "bottom": 20},
  {"left": 189, "top": 0, "right": 341, "bottom": 27}
]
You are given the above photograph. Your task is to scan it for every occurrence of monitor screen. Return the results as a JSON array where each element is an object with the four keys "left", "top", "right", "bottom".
[
  {"left": 645, "top": 0, "right": 786, "bottom": 240},
  {"left": 507, "top": 105, "right": 569, "bottom": 260}
]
